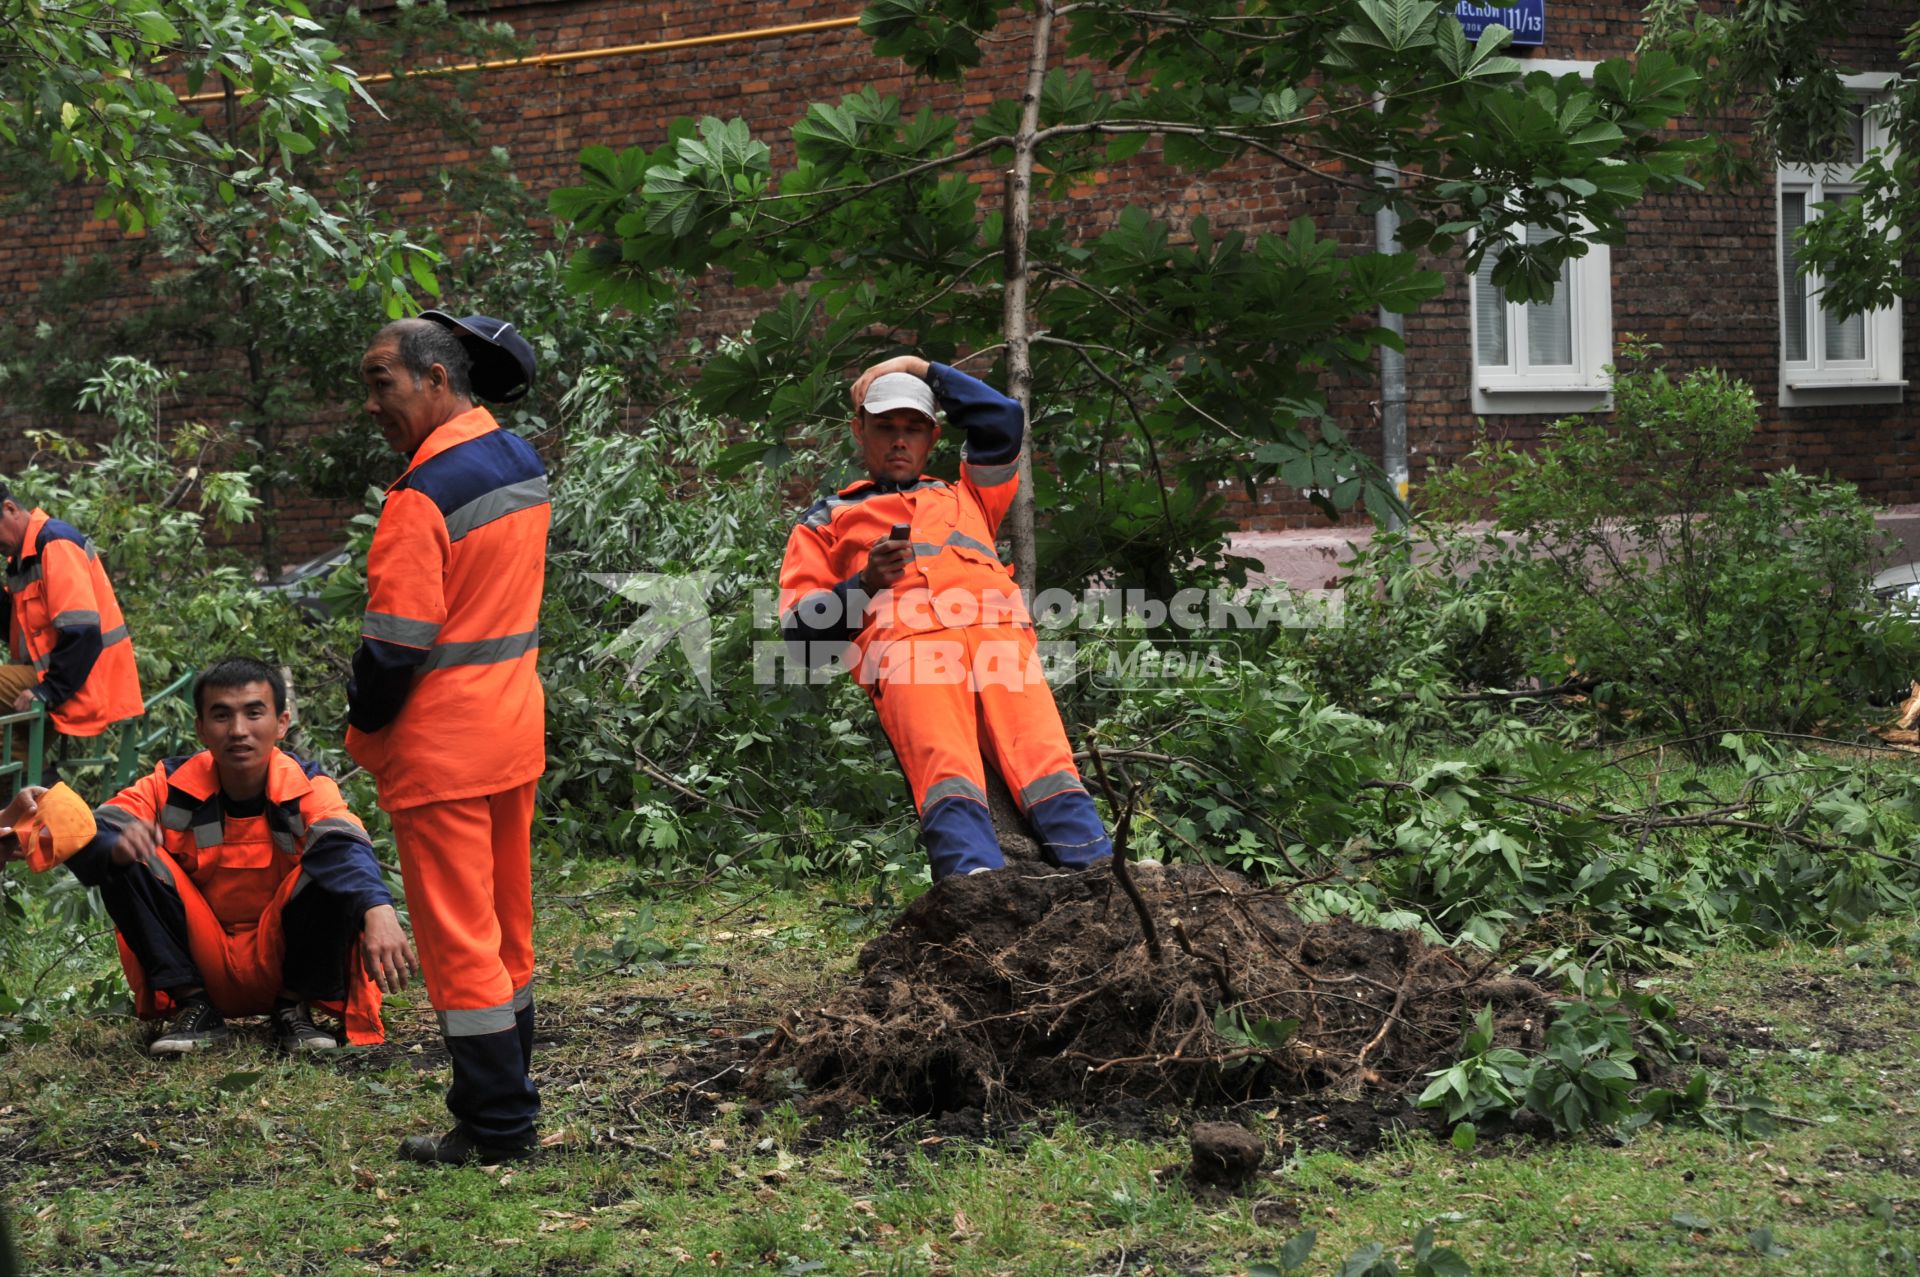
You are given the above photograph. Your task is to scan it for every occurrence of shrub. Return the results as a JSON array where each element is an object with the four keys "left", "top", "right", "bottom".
[{"left": 1408, "top": 348, "right": 1919, "bottom": 739}]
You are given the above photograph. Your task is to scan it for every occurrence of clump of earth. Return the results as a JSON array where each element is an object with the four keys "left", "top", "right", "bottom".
[{"left": 754, "top": 861, "right": 1552, "bottom": 1116}]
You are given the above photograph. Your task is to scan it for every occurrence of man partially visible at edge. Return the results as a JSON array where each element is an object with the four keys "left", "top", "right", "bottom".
[{"left": 0, "top": 486, "right": 144, "bottom": 753}]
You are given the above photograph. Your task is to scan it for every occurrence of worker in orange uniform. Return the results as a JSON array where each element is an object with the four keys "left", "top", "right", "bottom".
[
  {"left": 347, "top": 311, "right": 549, "bottom": 1166},
  {"left": 0, "top": 486, "right": 144, "bottom": 755},
  {"left": 779, "top": 355, "right": 1112, "bottom": 879},
  {"left": 2, "top": 657, "right": 411, "bottom": 1055}
]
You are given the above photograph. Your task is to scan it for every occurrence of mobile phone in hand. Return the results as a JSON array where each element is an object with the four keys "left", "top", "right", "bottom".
[{"left": 889, "top": 524, "right": 910, "bottom": 542}]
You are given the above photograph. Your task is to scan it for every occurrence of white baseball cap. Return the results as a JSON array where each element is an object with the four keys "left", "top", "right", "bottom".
[{"left": 861, "top": 372, "right": 938, "bottom": 420}]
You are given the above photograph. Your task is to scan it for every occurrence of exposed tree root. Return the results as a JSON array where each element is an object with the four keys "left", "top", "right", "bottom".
[{"left": 751, "top": 862, "right": 1553, "bottom": 1116}]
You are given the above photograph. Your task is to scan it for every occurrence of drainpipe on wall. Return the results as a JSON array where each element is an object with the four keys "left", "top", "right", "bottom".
[{"left": 1373, "top": 111, "right": 1409, "bottom": 532}]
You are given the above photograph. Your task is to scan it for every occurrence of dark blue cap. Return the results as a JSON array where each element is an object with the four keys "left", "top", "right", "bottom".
[{"left": 421, "top": 311, "right": 536, "bottom": 404}]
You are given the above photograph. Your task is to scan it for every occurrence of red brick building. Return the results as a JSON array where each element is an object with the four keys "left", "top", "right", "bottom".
[{"left": 0, "top": 1, "right": 1912, "bottom": 562}]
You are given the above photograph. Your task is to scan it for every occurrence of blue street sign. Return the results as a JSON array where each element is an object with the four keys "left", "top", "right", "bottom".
[{"left": 1455, "top": 1, "right": 1545, "bottom": 48}]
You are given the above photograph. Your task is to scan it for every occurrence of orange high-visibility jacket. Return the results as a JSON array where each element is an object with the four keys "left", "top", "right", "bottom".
[
  {"left": 779, "top": 364, "right": 1026, "bottom": 665},
  {"left": 346, "top": 406, "right": 550, "bottom": 810},
  {"left": 92, "top": 748, "right": 390, "bottom": 1042},
  {"left": 4, "top": 507, "right": 143, "bottom": 736}
]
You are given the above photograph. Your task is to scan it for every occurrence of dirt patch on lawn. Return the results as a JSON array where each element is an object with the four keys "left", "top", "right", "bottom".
[{"left": 750, "top": 862, "right": 1554, "bottom": 1119}]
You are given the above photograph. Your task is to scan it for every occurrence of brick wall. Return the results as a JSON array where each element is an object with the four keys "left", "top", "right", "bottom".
[{"left": 0, "top": 1, "right": 1913, "bottom": 561}]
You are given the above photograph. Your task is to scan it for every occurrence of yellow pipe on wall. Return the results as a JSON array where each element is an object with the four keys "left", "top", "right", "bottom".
[{"left": 178, "top": 14, "right": 861, "bottom": 104}]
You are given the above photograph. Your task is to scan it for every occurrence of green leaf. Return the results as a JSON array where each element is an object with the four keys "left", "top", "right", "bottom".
[
  {"left": 407, "top": 252, "right": 440, "bottom": 297},
  {"left": 216, "top": 1070, "right": 264, "bottom": 1093},
  {"left": 1277, "top": 1230, "right": 1317, "bottom": 1272},
  {"left": 1450, "top": 1121, "right": 1477, "bottom": 1151}
]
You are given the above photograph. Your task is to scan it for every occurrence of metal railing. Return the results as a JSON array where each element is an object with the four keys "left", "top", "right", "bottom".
[
  {"left": 0, "top": 670, "right": 194, "bottom": 795},
  {"left": 0, "top": 701, "right": 45, "bottom": 797}
]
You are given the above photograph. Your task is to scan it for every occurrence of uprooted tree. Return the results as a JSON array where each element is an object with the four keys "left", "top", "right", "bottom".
[{"left": 552, "top": 0, "right": 1706, "bottom": 594}]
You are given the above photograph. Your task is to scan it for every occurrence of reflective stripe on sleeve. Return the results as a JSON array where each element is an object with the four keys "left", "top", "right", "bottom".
[
  {"left": 94, "top": 804, "right": 136, "bottom": 830},
  {"left": 419, "top": 627, "right": 540, "bottom": 673},
  {"left": 965, "top": 459, "right": 1018, "bottom": 486},
  {"left": 101, "top": 623, "right": 129, "bottom": 647},
  {"left": 51, "top": 609, "right": 101, "bottom": 629},
  {"left": 444, "top": 477, "right": 551, "bottom": 542},
  {"left": 5, "top": 563, "right": 41, "bottom": 590},
  {"left": 306, "top": 816, "right": 368, "bottom": 843},
  {"left": 362, "top": 612, "right": 443, "bottom": 648}
]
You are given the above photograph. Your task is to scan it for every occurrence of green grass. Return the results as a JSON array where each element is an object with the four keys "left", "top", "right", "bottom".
[{"left": 3, "top": 866, "right": 1918, "bottom": 1276}]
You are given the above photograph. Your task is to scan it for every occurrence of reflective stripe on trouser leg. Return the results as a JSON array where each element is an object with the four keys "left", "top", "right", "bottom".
[
  {"left": 868, "top": 631, "right": 1004, "bottom": 878},
  {"left": 390, "top": 783, "right": 540, "bottom": 1142},
  {"left": 971, "top": 624, "right": 1113, "bottom": 868}
]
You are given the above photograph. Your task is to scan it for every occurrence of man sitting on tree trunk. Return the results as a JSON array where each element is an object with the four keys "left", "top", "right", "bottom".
[
  {"left": 779, "top": 355, "right": 1112, "bottom": 879},
  {"left": 3, "top": 657, "right": 417, "bottom": 1055}
]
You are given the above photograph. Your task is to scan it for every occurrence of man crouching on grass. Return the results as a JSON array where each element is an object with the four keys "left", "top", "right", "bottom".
[{"left": 2, "top": 657, "right": 418, "bottom": 1055}]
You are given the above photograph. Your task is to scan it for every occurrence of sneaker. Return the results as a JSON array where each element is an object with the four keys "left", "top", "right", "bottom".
[
  {"left": 150, "top": 997, "right": 232, "bottom": 1055},
  {"left": 397, "top": 1126, "right": 536, "bottom": 1167},
  {"left": 271, "top": 1001, "right": 340, "bottom": 1054}
]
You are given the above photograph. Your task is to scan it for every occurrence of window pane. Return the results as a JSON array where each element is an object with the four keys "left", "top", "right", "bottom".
[
  {"left": 1474, "top": 249, "right": 1508, "bottom": 367},
  {"left": 1781, "top": 191, "right": 1808, "bottom": 362},
  {"left": 1824, "top": 304, "right": 1867, "bottom": 361},
  {"left": 1520, "top": 227, "right": 1573, "bottom": 367},
  {"left": 1818, "top": 190, "right": 1866, "bottom": 361},
  {"left": 1526, "top": 277, "right": 1573, "bottom": 366}
]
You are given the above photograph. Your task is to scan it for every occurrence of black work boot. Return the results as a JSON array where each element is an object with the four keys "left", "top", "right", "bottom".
[
  {"left": 149, "top": 996, "right": 232, "bottom": 1056},
  {"left": 271, "top": 1000, "right": 341, "bottom": 1055},
  {"left": 396, "top": 1126, "right": 536, "bottom": 1167}
]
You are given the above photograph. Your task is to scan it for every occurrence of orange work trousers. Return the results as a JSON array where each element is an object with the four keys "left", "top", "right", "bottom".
[
  {"left": 864, "top": 625, "right": 1110, "bottom": 878},
  {"left": 389, "top": 780, "right": 540, "bottom": 1144},
  {"left": 115, "top": 846, "right": 384, "bottom": 1044},
  {"left": 388, "top": 781, "right": 537, "bottom": 1034}
]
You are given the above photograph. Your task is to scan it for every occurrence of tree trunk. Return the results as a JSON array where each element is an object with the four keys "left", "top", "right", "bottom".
[
  {"left": 1001, "top": 0, "right": 1054, "bottom": 597},
  {"left": 224, "top": 83, "right": 276, "bottom": 574}
]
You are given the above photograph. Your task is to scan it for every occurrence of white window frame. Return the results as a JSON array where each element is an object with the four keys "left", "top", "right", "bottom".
[
  {"left": 1777, "top": 73, "right": 1903, "bottom": 408},
  {"left": 1468, "top": 226, "right": 1613, "bottom": 416},
  {"left": 1467, "top": 57, "right": 1613, "bottom": 416}
]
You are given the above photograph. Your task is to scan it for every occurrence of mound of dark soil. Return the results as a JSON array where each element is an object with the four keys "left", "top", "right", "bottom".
[{"left": 754, "top": 861, "right": 1552, "bottom": 1116}]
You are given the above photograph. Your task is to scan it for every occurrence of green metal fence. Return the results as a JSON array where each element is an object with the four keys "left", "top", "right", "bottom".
[
  {"left": 0, "top": 670, "right": 194, "bottom": 796},
  {"left": 0, "top": 702, "right": 45, "bottom": 798}
]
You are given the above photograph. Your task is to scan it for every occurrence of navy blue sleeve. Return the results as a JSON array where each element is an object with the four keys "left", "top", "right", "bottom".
[
  {"left": 36, "top": 622, "right": 104, "bottom": 709},
  {"left": 346, "top": 638, "right": 428, "bottom": 734},
  {"left": 781, "top": 573, "right": 868, "bottom": 669},
  {"left": 928, "top": 363, "right": 1023, "bottom": 465},
  {"left": 300, "top": 830, "right": 395, "bottom": 917}
]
